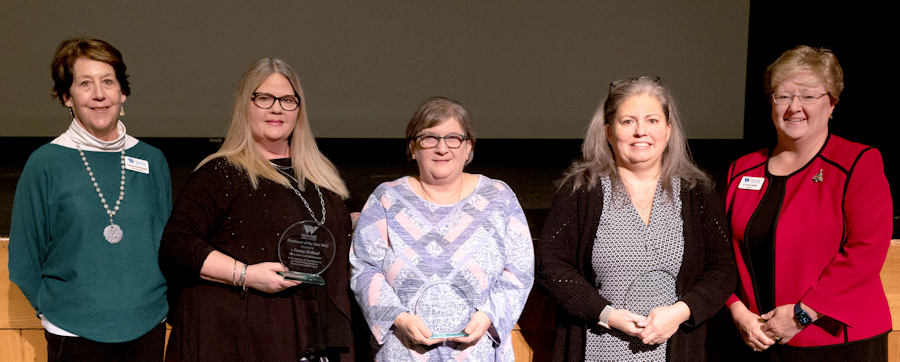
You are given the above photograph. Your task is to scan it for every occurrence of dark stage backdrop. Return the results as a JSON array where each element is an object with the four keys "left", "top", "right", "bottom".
[{"left": 0, "top": 1, "right": 749, "bottom": 139}]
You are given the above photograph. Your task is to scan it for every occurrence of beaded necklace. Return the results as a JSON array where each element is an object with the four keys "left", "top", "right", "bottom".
[{"left": 76, "top": 144, "right": 126, "bottom": 244}]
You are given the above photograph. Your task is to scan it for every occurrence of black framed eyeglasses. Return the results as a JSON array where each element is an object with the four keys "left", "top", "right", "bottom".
[
  {"left": 771, "top": 91, "right": 829, "bottom": 105},
  {"left": 414, "top": 134, "right": 468, "bottom": 149},
  {"left": 610, "top": 76, "right": 661, "bottom": 90},
  {"left": 252, "top": 92, "right": 301, "bottom": 111}
]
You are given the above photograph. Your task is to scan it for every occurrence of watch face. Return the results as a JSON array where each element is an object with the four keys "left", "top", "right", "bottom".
[{"left": 796, "top": 311, "right": 813, "bottom": 326}]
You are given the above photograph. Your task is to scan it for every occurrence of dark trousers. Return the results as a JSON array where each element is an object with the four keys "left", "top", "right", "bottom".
[{"left": 45, "top": 322, "right": 166, "bottom": 362}]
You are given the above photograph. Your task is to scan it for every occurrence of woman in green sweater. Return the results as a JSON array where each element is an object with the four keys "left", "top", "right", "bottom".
[{"left": 8, "top": 37, "right": 171, "bottom": 361}]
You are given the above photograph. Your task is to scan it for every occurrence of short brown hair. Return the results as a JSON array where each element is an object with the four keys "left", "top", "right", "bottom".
[
  {"left": 50, "top": 37, "right": 130, "bottom": 105},
  {"left": 404, "top": 97, "right": 476, "bottom": 163},
  {"left": 763, "top": 45, "right": 843, "bottom": 105}
]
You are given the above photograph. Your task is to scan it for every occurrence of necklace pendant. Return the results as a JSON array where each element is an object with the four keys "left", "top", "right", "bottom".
[
  {"left": 78, "top": 145, "right": 127, "bottom": 244},
  {"left": 104, "top": 223, "right": 123, "bottom": 244}
]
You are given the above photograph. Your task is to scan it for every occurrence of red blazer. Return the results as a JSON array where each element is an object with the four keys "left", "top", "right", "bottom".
[{"left": 725, "top": 134, "right": 892, "bottom": 347}]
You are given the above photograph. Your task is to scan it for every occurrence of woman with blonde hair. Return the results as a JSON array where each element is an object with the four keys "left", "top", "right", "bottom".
[
  {"left": 160, "top": 58, "right": 353, "bottom": 361},
  {"left": 726, "top": 45, "right": 891, "bottom": 361},
  {"left": 536, "top": 76, "right": 735, "bottom": 361}
]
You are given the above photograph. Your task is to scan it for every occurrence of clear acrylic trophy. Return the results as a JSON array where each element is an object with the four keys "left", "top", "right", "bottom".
[
  {"left": 413, "top": 281, "right": 474, "bottom": 339},
  {"left": 277, "top": 220, "right": 336, "bottom": 285},
  {"left": 624, "top": 269, "right": 678, "bottom": 316}
]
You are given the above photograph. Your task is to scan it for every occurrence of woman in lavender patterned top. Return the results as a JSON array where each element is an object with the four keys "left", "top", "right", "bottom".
[{"left": 350, "top": 97, "right": 534, "bottom": 361}]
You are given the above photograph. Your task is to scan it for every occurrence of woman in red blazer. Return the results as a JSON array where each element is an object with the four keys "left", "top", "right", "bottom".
[{"left": 725, "top": 45, "right": 892, "bottom": 361}]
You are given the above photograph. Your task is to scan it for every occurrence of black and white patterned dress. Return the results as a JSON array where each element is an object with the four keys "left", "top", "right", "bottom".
[{"left": 585, "top": 176, "right": 684, "bottom": 362}]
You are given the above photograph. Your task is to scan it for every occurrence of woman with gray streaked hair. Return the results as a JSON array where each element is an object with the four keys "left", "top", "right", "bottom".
[{"left": 536, "top": 76, "right": 736, "bottom": 361}]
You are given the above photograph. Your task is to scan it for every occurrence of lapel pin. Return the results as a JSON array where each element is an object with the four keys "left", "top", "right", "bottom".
[{"left": 812, "top": 169, "right": 824, "bottom": 183}]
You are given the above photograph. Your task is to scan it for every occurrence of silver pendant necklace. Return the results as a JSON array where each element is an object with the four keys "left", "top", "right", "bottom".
[
  {"left": 621, "top": 174, "right": 658, "bottom": 216},
  {"left": 272, "top": 163, "right": 326, "bottom": 225},
  {"left": 633, "top": 197, "right": 653, "bottom": 215},
  {"left": 77, "top": 144, "right": 126, "bottom": 244}
]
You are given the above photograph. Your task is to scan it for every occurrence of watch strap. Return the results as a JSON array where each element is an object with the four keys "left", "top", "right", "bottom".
[{"left": 598, "top": 305, "right": 613, "bottom": 329}]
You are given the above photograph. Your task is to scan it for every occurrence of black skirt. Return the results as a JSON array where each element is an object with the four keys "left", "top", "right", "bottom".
[{"left": 719, "top": 330, "right": 889, "bottom": 362}]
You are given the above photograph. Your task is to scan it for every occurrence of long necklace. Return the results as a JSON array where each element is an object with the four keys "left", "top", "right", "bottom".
[
  {"left": 272, "top": 163, "right": 326, "bottom": 225},
  {"left": 77, "top": 144, "right": 126, "bottom": 244}
]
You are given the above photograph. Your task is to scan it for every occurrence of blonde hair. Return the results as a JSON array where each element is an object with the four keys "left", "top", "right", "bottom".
[
  {"left": 560, "top": 77, "right": 711, "bottom": 195},
  {"left": 198, "top": 58, "right": 349, "bottom": 199},
  {"left": 764, "top": 45, "right": 844, "bottom": 105}
]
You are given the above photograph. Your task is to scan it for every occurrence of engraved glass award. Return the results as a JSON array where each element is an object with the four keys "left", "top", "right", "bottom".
[
  {"left": 277, "top": 220, "right": 336, "bottom": 285},
  {"left": 413, "top": 281, "right": 474, "bottom": 339},
  {"left": 624, "top": 269, "right": 678, "bottom": 316}
]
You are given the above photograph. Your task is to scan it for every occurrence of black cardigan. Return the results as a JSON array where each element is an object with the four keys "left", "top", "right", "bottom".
[{"left": 535, "top": 179, "right": 736, "bottom": 362}]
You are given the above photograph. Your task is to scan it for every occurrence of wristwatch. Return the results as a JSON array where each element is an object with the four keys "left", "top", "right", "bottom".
[
  {"left": 794, "top": 303, "right": 813, "bottom": 326},
  {"left": 598, "top": 305, "right": 613, "bottom": 329}
]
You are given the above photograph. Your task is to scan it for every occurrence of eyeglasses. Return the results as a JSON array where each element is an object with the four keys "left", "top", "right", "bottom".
[
  {"left": 414, "top": 134, "right": 468, "bottom": 149},
  {"left": 252, "top": 92, "right": 301, "bottom": 111},
  {"left": 771, "top": 91, "right": 829, "bottom": 105},
  {"left": 610, "top": 76, "right": 661, "bottom": 90}
]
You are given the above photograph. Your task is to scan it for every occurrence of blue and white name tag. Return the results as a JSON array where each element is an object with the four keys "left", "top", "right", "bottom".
[
  {"left": 737, "top": 176, "right": 764, "bottom": 190},
  {"left": 124, "top": 156, "right": 149, "bottom": 174}
]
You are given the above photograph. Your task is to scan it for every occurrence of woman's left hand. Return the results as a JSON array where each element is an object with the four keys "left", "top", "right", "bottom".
[
  {"left": 246, "top": 262, "right": 302, "bottom": 293},
  {"left": 760, "top": 303, "right": 810, "bottom": 344},
  {"left": 636, "top": 301, "right": 691, "bottom": 345},
  {"left": 450, "top": 311, "right": 492, "bottom": 345}
]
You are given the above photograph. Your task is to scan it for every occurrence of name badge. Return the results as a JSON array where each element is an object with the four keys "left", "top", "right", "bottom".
[
  {"left": 737, "top": 176, "right": 764, "bottom": 190},
  {"left": 124, "top": 156, "right": 149, "bottom": 174}
]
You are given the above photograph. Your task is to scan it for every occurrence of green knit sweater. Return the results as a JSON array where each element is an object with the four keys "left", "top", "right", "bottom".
[{"left": 9, "top": 141, "right": 171, "bottom": 343}]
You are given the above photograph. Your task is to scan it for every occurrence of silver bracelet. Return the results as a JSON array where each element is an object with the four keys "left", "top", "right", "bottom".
[
  {"left": 231, "top": 260, "right": 238, "bottom": 286},
  {"left": 598, "top": 305, "right": 614, "bottom": 329},
  {"left": 240, "top": 264, "right": 248, "bottom": 292}
]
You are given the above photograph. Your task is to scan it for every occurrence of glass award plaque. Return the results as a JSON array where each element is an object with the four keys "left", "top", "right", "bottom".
[
  {"left": 277, "top": 220, "right": 336, "bottom": 285},
  {"left": 624, "top": 269, "right": 678, "bottom": 316},
  {"left": 413, "top": 281, "right": 474, "bottom": 339}
]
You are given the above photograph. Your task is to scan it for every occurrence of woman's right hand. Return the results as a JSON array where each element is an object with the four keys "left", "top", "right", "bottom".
[
  {"left": 392, "top": 312, "right": 443, "bottom": 346},
  {"left": 728, "top": 302, "right": 775, "bottom": 351},
  {"left": 244, "top": 262, "right": 302, "bottom": 293},
  {"left": 609, "top": 309, "right": 648, "bottom": 337}
]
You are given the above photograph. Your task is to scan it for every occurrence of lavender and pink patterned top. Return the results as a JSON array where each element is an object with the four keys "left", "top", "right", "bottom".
[{"left": 350, "top": 175, "right": 534, "bottom": 361}]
